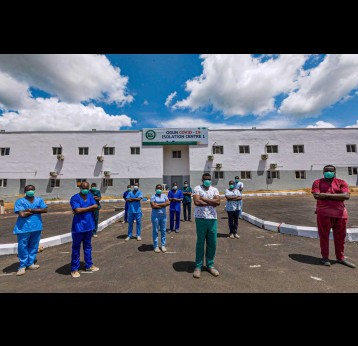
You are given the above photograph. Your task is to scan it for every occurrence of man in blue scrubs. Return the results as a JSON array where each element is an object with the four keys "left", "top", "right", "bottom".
[
  {"left": 122, "top": 185, "right": 131, "bottom": 223},
  {"left": 70, "top": 182, "right": 99, "bottom": 278},
  {"left": 13, "top": 185, "right": 48, "bottom": 276},
  {"left": 89, "top": 182, "right": 101, "bottom": 237},
  {"left": 125, "top": 182, "right": 143, "bottom": 241},
  {"left": 168, "top": 182, "right": 184, "bottom": 233}
]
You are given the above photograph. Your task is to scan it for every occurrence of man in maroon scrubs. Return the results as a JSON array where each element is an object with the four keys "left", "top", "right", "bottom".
[{"left": 312, "top": 164, "right": 356, "bottom": 268}]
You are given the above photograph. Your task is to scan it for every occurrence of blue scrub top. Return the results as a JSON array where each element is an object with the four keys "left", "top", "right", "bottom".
[
  {"left": 89, "top": 189, "right": 102, "bottom": 209},
  {"left": 70, "top": 193, "right": 96, "bottom": 233},
  {"left": 126, "top": 190, "right": 143, "bottom": 213},
  {"left": 150, "top": 194, "right": 168, "bottom": 217},
  {"left": 168, "top": 190, "right": 184, "bottom": 211},
  {"left": 13, "top": 197, "right": 47, "bottom": 234},
  {"left": 123, "top": 190, "right": 130, "bottom": 202}
]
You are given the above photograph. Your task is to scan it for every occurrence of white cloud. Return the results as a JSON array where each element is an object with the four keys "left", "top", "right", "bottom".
[
  {"left": 159, "top": 116, "right": 295, "bottom": 130},
  {"left": 0, "top": 98, "right": 133, "bottom": 131},
  {"left": 0, "top": 71, "right": 34, "bottom": 110},
  {"left": 345, "top": 121, "right": 358, "bottom": 128},
  {"left": 306, "top": 121, "right": 336, "bottom": 128},
  {"left": 0, "top": 54, "right": 133, "bottom": 106},
  {"left": 172, "top": 54, "right": 307, "bottom": 115},
  {"left": 165, "top": 91, "right": 177, "bottom": 108},
  {"left": 143, "top": 100, "right": 149, "bottom": 105},
  {"left": 280, "top": 55, "right": 358, "bottom": 116}
]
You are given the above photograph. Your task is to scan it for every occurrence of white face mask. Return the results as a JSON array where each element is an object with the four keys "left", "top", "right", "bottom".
[
  {"left": 184, "top": 184, "right": 188, "bottom": 187},
  {"left": 172, "top": 186, "right": 178, "bottom": 190},
  {"left": 134, "top": 186, "right": 139, "bottom": 190}
]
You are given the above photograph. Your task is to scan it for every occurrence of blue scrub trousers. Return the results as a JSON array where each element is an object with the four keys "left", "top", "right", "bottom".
[
  {"left": 17, "top": 230, "right": 42, "bottom": 269},
  {"left": 71, "top": 231, "right": 93, "bottom": 271},
  {"left": 128, "top": 212, "right": 142, "bottom": 237},
  {"left": 124, "top": 202, "right": 129, "bottom": 222},
  {"left": 152, "top": 216, "right": 167, "bottom": 248},
  {"left": 170, "top": 209, "right": 180, "bottom": 231}
]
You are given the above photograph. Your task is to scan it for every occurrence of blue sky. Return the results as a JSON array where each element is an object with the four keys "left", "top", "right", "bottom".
[{"left": 1, "top": 54, "right": 358, "bottom": 130}]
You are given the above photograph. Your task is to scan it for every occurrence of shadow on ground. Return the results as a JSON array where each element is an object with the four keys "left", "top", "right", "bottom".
[
  {"left": 217, "top": 233, "right": 229, "bottom": 238},
  {"left": 56, "top": 261, "right": 86, "bottom": 275},
  {"left": 117, "top": 234, "right": 128, "bottom": 239},
  {"left": 289, "top": 254, "right": 323, "bottom": 265},
  {"left": 173, "top": 261, "right": 195, "bottom": 273},
  {"left": 3, "top": 262, "right": 18, "bottom": 273},
  {"left": 138, "top": 244, "right": 154, "bottom": 252}
]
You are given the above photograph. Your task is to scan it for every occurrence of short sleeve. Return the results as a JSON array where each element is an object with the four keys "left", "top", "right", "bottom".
[
  {"left": 125, "top": 192, "right": 132, "bottom": 200},
  {"left": 14, "top": 199, "right": 26, "bottom": 213},
  {"left": 138, "top": 191, "right": 143, "bottom": 199},
  {"left": 340, "top": 180, "right": 350, "bottom": 193},
  {"left": 89, "top": 194, "right": 97, "bottom": 205},
  {"left": 225, "top": 189, "right": 231, "bottom": 197},
  {"left": 192, "top": 186, "right": 200, "bottom": 196},
  {"left": 97, "top": 190, "right": 102, "bottom": 198},
  {"left": 39, "top": 198, "right": 47, "bottom": 209},
  {"left": 163, "top": 194, "right": 168, "bottom": 201},
  {"left": 150, "top": 195, "right": 156, "bottom": 202},
  {"left": 168, "top": 191, "right": 173, "bottom": 198},
  {"left": 240, "top": 182, "right": 244, "bottom": 189},
  {"left": 311, "top": 179, "right": 320, "bottom": 193},
  {"left": 179, "top": 191, "right": 184, "bottom": 198},
  {"left": 213, "top": 187, "right": 220, "bottom": 196},
  {"left": 70, "top": 195, "right": 81, "bottom": 210}
]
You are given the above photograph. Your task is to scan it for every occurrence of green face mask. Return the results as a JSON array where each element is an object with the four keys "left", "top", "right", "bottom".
[
  {"left": 25, "top": 190, "right": 35, "bottom": 197},
  {"left": 91, "top": 187, "right": 96, "bottom": 191},
  {"left": 127, "top": 188, "right": 131, "bottom": 191},
  {"left": 324, "top": 171, "right": 335, "bottom": 179},
  {"left": 81, "top": 189, "right": 89, "bottom": 195},
  {"left": 156, "top": 189, "right": 162, "bottom": 195},
  {"left": 229, "top": 185, "right": 234, "bottom": 189},
  {"left": 203, "top": 180, "right": 212, "bottom": 187},
  {"left": 235, "top": 179, "right": 239, "bottom": 183}
]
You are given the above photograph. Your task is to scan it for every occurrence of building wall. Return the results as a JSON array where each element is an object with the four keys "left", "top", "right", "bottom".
[{"left": 1, "top": 129, "right": 358, "bottom": 200}]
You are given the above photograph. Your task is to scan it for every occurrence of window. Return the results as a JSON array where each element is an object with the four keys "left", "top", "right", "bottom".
[
  {"left": 0, "top": 147, "right": 10, "bottom": 156},
  {"left": 0, "top": 179, "right": 7, "bottom": 187},
  {"left": 348, "top": 167, "right": 358, "bottom": 175},
  {"left": 213, "top": 146, "right": 224, "bottom": 154},
  {"left": 104, "top": 147, "right": 115, "bottom": 155},
  {"left": 293, "top": 145, "right": 304, "bottom": 153},
  {"left": 20, "top": 179, "right": 26, "bottom": 189},
  {"left": 131, "top": 147, "right": 140, "bottom": 155},
  {"left": 266, "top": 145, "right": 278, "bottom": 153},
  {"left": 76, "top": 178, "right": 87, "bottom": 187},
  {"left": 241, "top": 171, "right": 251, "bottom": 179},
  {"left": 214, "top": 171, "right": 224, "bottom": 179},
  {"left": 130, "top": 178, "right": 139, "bottom": 186},
  {"left": 295, "top": 171, "right": 306, "bottom": 179},
  {"left": 52, "top": 147, "right": 62, "bottom": 155},
  {"left": 239, "top": 145, "right": 250, "bottom": 154},
  {"left": 102, "top": 178, "right": 113, "bottom": 187},
  {"left": 346, "top": 144, "right": 357, "bottom": 153},
  {"left": 79, "top": 147, "right": 89, "bottom": 155},
  {"left": 267, "top": 171, "right": 280, "bottom": 179},
  {"left": 50, "top": 179, "right": 60, "bottom": 188},
  {"left": 172, "top": 151, "right": 181, "bottom": 158}
]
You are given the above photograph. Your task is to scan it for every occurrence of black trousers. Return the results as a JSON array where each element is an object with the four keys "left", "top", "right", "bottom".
[
  {"left": 183, "top": 203, "right": 191, "bottom": 220},
  {"left": 227, "top": 210, "right": 239, "bottom": 234}
]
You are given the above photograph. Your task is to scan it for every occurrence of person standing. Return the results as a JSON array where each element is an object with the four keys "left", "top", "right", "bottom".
[
  {"left": 125, "top": 182, "right": 143, "bottom": 241},
  {"left": 234, "top": 175, "right": 244, "bottom": 219},
  {"left": 168, "top": 182, "right": 184, "bottom": 233},
  {"left": 182, "top": 181, "right": 192, "bottom": 222},
  {"left": 225, "top": 180, "right": 242, "bottom": 239},
  {"left": 70, "top": 182, "right": 100, "bottom": 278},
  {"left": 89, "top": 182, "right": 101, "bottom": 237},
  {"left": 192, "top": 173, "right": 221, "bottom": 279},
  {"left": 150, "top": 184, "right": 170, "bottom": 253},
  {"left": 13, "top": 185, "right": 48, "bottom": 276},
  {"left": 122, "top": 185, "right": 131, "bottom": 223},
  {"left": 312, "top": 164, "right": 356, "bottom": 268}
]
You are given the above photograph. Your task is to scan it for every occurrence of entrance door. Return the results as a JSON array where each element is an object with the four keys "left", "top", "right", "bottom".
[{"left": 171, "top": 176, "right": 183, "bottom": 189}]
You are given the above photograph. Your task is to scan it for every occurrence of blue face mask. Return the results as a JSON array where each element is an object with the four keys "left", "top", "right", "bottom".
[
  {"left": 324, "top": 171, "right": 335, "bottom": 179},
  {"left": 26, "top": 190, "right": 35, "bottom": 197},
  {"left": 203, "top": 180, "right": 212, "bottom": 187}
]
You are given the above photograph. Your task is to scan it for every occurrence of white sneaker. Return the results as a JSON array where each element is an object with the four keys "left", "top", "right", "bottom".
[
  {"left": 125, "top": 236, "right": 130, "bottom": 241},
  {"left": 27, "top": 264, "right": 40, "bottom": 270},
  {"left": 154, "top": 247, "right": 160, "bottom": 253},
  {"left": 234, "top": 234, "right": 240, "bottom": 239},
  {"left": 161, "top": 246, "right": 167, "bottom": 253},
  {"left": 16, "top": 267, "right": 26, "bottom": 276},
  {"left": 137, "top": 236, "right": 142, "bottom": 241}
]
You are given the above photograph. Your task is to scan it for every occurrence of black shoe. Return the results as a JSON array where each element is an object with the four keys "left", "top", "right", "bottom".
[
  {"left": 337, "top": 259, "right": 356, "bottom": 268},
  {"left": 320, "top": 258, "right": 331, "bottom": 266}
]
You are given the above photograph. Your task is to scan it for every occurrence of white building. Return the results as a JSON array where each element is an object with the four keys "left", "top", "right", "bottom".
[{"left": 0, "top": 128, "right": 357, "bottom": 200}]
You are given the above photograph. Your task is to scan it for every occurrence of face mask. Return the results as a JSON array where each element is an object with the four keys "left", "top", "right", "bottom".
[
  {"left": 229, "top": 185, "right": 234, "bottom": 189},
  {"left": 235, "top": 179, "right": 239, "bottom": 183},
  {"left": 324, "top": 171, "right": 335, "bottom": 179},
  {"left": 127, "top": 188, "right": 131, "bottom": 191},
  {"left": 25, "top": 190, "right": 35, "bottom": 197},
  {"left": 203, "top": 180, "right": 211, "bottom": 187},
  {"left": 156, "top": 189, "right": 162, "bottom": 195},
  {"left": 81, "top": 189, "right": 89, "bottom": 195},
  {"left": 172, "top": 186, "right": 178, "bottom": 190},
  {"left": 91, "top": 187, "right": 96, "bottom": 191},
  {"left": 134, "top": 186, "right": 139, "bottom": 190},
  {"left": 184, "top": 184, "right": 188, "bottom": 187}
]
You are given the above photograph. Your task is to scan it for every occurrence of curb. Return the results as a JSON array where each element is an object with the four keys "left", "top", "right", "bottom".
[{"left": 0, "top": 210, "right": 125, "bottom": 256}]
